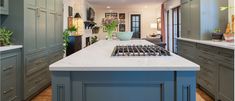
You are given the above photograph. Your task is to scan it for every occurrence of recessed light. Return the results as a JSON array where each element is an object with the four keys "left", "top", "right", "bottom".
[{"left": 107, "top": 6, "right": 111, "bottom": 9}]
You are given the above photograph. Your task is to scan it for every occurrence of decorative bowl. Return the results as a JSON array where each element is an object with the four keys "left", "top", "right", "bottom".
[{"left": 116, "top": 32, "right": 133, "bottom": 41}]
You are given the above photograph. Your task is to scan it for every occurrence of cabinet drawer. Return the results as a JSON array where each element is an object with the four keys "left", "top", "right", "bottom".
[
  {"left": 24, "top": 68, "right": 50, "bottom": 98},
  {"left": 49, "top": 50, "right": 63, "bottom": 64},
  {"left": 2, "top": 85, "right": 17, "bottom": 101},
  {"left": 217, "top": 48, "right": 234, "bottom": 66},
  {"left": 1, "top": 55, "right": 17, "bottom": 79},
  {"left": 196, "top": 44, "right": 218, "bottom": 55},
  {"left": 25, "top": 52, "right": 48, "bottom": 76}
]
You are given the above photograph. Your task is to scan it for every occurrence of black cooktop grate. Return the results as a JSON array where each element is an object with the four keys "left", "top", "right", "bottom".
[{"left": 111, "top": 45, "right": 171, "bottom": 56}]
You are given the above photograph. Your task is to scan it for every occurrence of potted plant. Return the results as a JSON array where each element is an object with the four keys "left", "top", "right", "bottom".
[
  {"left": 0, "top": 27, "right": 13, "bottom": 46},
  {"left": 67, "top": 26, "right": 77, "bottom": 36},
  {"left": 212, "top": 28, "right": 223, "bottom": 41},
  {"left": 102, "top": 18, "right": 118, "bottom": 40},
  {"left": 63, "top": 26, "right": 78, "bottom": 50}
]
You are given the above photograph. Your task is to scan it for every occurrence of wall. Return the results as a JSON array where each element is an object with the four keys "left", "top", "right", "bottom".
[
  {"left": 94, "top": 6, "right": 161, "bottom": 39},
  {"left": 228, "top": 0, "right": 235, "bottom": 24},
  {"left": 63, "top": 0, "right": 95, "bottom": 48}
]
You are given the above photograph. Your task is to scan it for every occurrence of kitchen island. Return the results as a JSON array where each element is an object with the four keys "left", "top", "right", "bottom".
[{"left": 50, "top": 40, "right": 199, "bottom": 101}]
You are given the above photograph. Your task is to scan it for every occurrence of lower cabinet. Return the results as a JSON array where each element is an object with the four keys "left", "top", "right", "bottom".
[
  {"left": 0, "top": 48, "right": 22, "bottom": 101},
  {"left": 178, "top": 39, "right": 234, "bottom": 101},
  {"left": 24, "top": 46, "right": 63, "bottom": 100},
  {"left": 218, "top": 63, "right": 234, "bottom": 101}
]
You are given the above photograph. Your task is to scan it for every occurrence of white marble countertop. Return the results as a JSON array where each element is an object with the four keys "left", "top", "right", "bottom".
[
  {"left": 0, "top": 45, "right": 23, "bottom": 52},
  {"left": 178, "top": 38, "right": 235, "bottom": 50},
  {"left": 50, "top": 40, "right": 199, "bottom": 71}
]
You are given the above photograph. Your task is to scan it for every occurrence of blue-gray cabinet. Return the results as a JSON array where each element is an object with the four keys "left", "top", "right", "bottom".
[
  {"left": 52, "top": 71, "right": 197, "bottom": 101},
  {"left": 178, "top": 39, "right": 234, "bottom": 101},
  {"left": 180, "top": 0, "right": 223, "bottom": 40},
  {"left": 1, "top": 0, "right": 64, "bottom": 100},
  {"left": 0, "top": 0, "right": 9, "bottom": 15},
  {"left": 0, "top": 48, "right": 22, "bottom": 101}
]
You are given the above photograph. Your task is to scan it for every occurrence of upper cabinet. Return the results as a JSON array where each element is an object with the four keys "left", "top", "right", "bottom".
[
  {"left": 0, "top": 0, "right": 9, "bottom": 15},
  {"left": 181, "top": 0, "right": 221, "bottom": 40}
]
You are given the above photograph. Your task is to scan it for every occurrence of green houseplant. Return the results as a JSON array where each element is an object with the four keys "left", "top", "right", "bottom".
[
  {"left": 102, "top": 18, "right": 118, "bottom": 40},
  {"left": 63, "top": 26, "right": 77, "bottom": 50},
  {"left": 0, "top": 27, "right": 13, "bottom": 46}
]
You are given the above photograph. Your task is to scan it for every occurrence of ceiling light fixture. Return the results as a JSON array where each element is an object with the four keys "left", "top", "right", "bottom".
[{"left": 107, "top": 6, "right": 111, "bottom": 9}]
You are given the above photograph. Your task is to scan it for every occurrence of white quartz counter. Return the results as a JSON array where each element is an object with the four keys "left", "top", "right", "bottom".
[
  {"left": 50, "top": 40, "right": 199, "bottom": 71},
  {"left": 0, "top": 45, "right": 23, "bottom": 52},
  {"left": 178, "top": 38, "right": 235, "bottom": 50}
]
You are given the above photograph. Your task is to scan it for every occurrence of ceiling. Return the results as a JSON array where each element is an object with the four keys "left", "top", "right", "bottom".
[{"left": 87, "top": 0, "right": 165, "bottom": 9}]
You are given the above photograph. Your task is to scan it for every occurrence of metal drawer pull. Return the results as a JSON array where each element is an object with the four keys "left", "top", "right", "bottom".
[
  {"left": 27, "top": 7, "right": 37, "bottom": 10},
  {"left": 50, "top": 12, "right": 57, "bottom": 14},
  {"left": 3, "top": 87, "right": 14, "bottom": 94},
  {"left": 8, "top": 96, "right": 17, "bottom": 101},
  {"left": 35, "top": 59, "right": 44, "bottom": 65},
  {"left": 3, "top": 65, "right": 14, "bottom": 72}
]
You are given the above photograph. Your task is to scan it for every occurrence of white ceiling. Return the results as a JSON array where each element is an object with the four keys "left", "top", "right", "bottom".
[{"left": 87, "top": 0, "right": 165, "bottom": 9}]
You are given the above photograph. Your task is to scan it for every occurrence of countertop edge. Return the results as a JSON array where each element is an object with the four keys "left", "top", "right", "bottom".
[
  {"left": 0, "top": 45, "right": 23, "bottom": 52},
  {"left": 178, "top": 38, "right": 235, "bottom": 50},
  {"left": 49, "top": 65, "right": 200, "bottom": 72}
]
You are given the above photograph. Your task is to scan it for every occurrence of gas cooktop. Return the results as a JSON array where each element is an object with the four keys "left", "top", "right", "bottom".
[{"left": 111, "top": 45, "right": 171, "bottom": 56}]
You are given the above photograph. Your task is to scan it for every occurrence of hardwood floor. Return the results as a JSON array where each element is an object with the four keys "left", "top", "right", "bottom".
[{"left": 32, "top": 86, "right": 213, "bottom": 101}]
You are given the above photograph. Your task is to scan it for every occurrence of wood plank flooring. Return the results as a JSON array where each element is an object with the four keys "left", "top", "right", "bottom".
[{"left": 32, "top": 86, "right": 213, "bottom": 101}]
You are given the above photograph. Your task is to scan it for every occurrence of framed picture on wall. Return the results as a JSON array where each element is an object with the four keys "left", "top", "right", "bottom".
[
  {"left": 105, "top": 13, "right": 111, "bottom": 18},
  {"left": 157, "top": 17, "right": 161, "bottom": 30},
  {"left": 68, "top": 6, "right": 73, "bottom": 17},
  {"left": 119, "top": 24, "right": 125, "bottom": 32},
  {"left": 119, "top": 13, "right": 125, "bottom": 19},
  {"left": 105, "top": 13, "right": 118, "bottom": 18}
]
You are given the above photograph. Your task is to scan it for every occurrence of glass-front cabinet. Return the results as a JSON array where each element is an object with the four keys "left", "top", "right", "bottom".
[{"left": 0, "top": 0, "right": 9, "bottom": 15}]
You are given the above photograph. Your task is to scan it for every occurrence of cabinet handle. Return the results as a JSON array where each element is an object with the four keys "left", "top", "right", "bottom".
[
  {"left": 27, "top": 7, "right": 37, "bottom": 10},
  {"left": 8, "top": 96, "right": 17, "bottom": 101},
  {"left": 3, "top": 65, "right": 14, "bottom": 72},
  {"left": 3, "top": 87, "right": 14, "bottom": 94},
  {"left": 50, "top": 12, "right": 57, "bottom": 14},
  {"left": 36, "top": 8, "right": 40, "bottom": 17}
]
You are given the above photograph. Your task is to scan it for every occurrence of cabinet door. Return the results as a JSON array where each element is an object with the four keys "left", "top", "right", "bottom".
[
  {"left": 0, "top": 0, "right": 9, "bottom": 15},
  {"left": 25, "top": 0, "right": 37, "bottom": 7},
  {"left": 55, "top": 0, "right": 63, "bottom": 46},
  {"left": 47, "top": 12, "right": 56, "bottom": 47},
  {"left": 37, "top": 9, "right": 47, "bottom": 50},
  {"left": 37, "top": 0, "right": 46, "bottom": 10},
  {"left": 47, "top": 0, "right": 55, "bottom": 11},
  {"left": 218, "top": 64, "right": 234, "bottom": 101},
  {"left": 24, "top": 5, "right": 37, "bottom": 53},
  {"left": 55, "top": 15, "right": 63, "bottom": 46},
  {"left": 181, "top": 2, "right": 191, "bottom": 38}
]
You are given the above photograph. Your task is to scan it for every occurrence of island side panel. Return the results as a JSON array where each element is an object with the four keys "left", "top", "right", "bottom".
[
  {"left": 51, "top": 71, "right": 197, "bottom": 101},
  {"left": 176, "top": 71, "right": 196, "bottom": 101},
  {"left": 71, "top": 71, "right": 175, "bottom": 101},
  {"left": 52, "top": 72, "right": 71, "bottom": 101}
]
